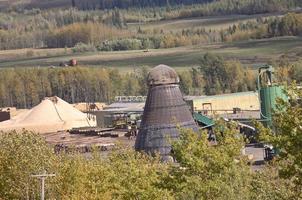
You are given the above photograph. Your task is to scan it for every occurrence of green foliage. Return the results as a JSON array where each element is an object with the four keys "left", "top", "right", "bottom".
[
  {"left": 199, "top": 53, "right": 256, "bottom": 95},
  {"left": 253, "top": 84, "right": 302, "bottom": 200},
  {"left": 166, "top": 123, "right": 250, "bottom": 199},
  {"left": 6, "top": 0, "right": 300, "bottom": 16},
  {"left": 72, "top": 42, "right": 96, "bottom": 53},
  {"left": 46, "top": 22, "right": 130, "bottom": 48},
  {"left": 98, "top": 38, "right": 143, "bottom": 51},
  {"left": 272, "top": 13, "right": 302, "bottom": 36},
  {"left": 0, "top": 131, "right": 56, "bottom": 199},
  {"left": 0, "top": 67, "right": 117, "bottom": 107},
  {"left": 215, "top": 12, "right": 302, "bottom": 43},
  {"left": 179, "top": 71, "right": 194, "bottom": 94},
  {"left": 179, "top": 68, "right": 204, "bottom": 96},
  {"left": 0, "top": 131, "right": 172, "bottom": 199},
  {"left": 162, "top": 0, "right": 301, "bottom": 20},
  {"left": 0, "top": 1, "right": 301, "bottom": 51},
  {"left": 235, "top": 12, "right": 302, "bottom": 40},
  {"left": 273, "top": 58, "right": 302, "bottom": 84},
  {"left": 249, "top": 165, "right": 296, "bottom": 200},
  {"left": 290, "top": 61, "right": 302, "bottom": 83},
  {"left": 105, "top": 149, "right": 173, "bottom": 199},
  {"left": 163, "top": 121, "right": 294, "bottom": 199},
  {"left": 0, "top": 123, "right": 298, "bottom": 199},
  {"left": 0, "top": 52, "right": 261, "bottom": 108},
  {"left": 0, "top": 9, "right": 132, "bottom": 50},
  {"left": 257, "top": 85, "right": 302, "bottom": 192},
  {"left": 0, "top": 67, "right": 151, "bottom": 108}
]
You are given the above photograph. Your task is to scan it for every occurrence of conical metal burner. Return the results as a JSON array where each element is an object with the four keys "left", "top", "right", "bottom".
[{"left": 135, "top": 65, "right": 198, "bottom": 160}]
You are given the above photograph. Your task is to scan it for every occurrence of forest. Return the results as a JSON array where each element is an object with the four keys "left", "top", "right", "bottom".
[
  {"left": 0, "top": 54, "right": 301, "bottom": 108},
  {"left": 1, "top": 8, "right": 302, "bottom": 50},
  {"left": 4, "top": 0, "right": 300, "bottom": 11},
  {"left": 1, "top": 1, "right": 302, "bottom": 199},
  {"left": 0, "top": 0, "right": 302, "bottom": 108},
  {"left": 71, "top": 0, "right": 214, "bottom": 9}
]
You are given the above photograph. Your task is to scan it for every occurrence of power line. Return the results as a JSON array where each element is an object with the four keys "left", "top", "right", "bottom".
[{"left": 31, "top": 170, "right": 56, "bottom": 200}]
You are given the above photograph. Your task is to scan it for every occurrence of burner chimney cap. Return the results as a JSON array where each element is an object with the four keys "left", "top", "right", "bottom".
[{"left": 147, "top": 64, "right": 180, "bottom": 86}]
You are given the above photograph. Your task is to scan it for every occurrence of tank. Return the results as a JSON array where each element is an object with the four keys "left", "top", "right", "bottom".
[
  {"left": 258, "top": 65, "right": 288, "bottom": 127},
  {"left": 135, "top": 65, "right": 198, "bottom": 161},
  {"left": 260, "top": 86, "right": 286, "bottom": 126}
]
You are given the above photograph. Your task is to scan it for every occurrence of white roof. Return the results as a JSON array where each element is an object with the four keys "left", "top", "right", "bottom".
[{"left": 104, "top": 102, "right": 145, "bottom": 112}]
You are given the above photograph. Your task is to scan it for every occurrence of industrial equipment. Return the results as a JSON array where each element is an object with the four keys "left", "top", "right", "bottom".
[
  {"left": 193, "top": 112, "right": 215, "bottom": 128},
  {"left": 135, "top": 65, "right": 198, "bottom": 161},
  {"left": 0, "top": 111, "right": 10, "bottom": 122},
  {"left": 258, "top": 65, "right": 288, "bottom": 127}
]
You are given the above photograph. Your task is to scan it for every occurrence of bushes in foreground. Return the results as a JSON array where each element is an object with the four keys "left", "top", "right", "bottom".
[
  {"left": 0, "top": 131, "right": 171, "bottom": 199},
  {"left": 0, "top": 120, "right": 296, "bottom": 199}
]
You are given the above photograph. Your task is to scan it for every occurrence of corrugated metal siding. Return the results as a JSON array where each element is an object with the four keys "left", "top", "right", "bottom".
[{"left": 190, "top": 91, "right": 260, "bottom": 113}]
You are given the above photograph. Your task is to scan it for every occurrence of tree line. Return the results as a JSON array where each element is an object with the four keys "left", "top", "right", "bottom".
[
  {"left": 0, "top": 8, "right": 131, "bottom": 50},
  {"left": 0, "top": 7, "right": 228, "bottom": 50},
  {"left": 162, "top": 0, "right": 301, "bottom": 20},
  {"left": 0, "top": 67, "right": 146, "bottom": 108},
  {"left": 72, "top": 0, "right": 214, "bottom": 10},
  {"left": 221, "top": 13, "right": 302, "bottom": 42},
  {"left": 14, "top": 0, "right": 302, "bottom": 14},
  {"left": 1, "top": 5, "right": 302, "bottom": 50},
  {"left": 0, "top": 54, "right": 258, "bottom": 109},
  {"left": 1, "top": 0, "right": 302, "bottom": 50},
  {"left": 1, "top": 53, "right": 302, "bottom": 109}
]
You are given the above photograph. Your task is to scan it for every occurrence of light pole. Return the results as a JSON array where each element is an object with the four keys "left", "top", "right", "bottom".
[{"left": 31, "top": 170, "right": 56, "bottom": 200}]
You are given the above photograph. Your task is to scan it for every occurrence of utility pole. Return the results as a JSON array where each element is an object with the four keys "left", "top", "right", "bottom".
[
  {"left": 139, "top": 6, "right": 141, "bottom": 26},
  {"left": 31, "top": 170, "right": 56, "bottom": 200}
]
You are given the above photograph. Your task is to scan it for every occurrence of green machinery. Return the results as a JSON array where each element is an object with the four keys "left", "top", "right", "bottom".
[
  {"left": 193, "top": 112, "right": 215, "bottom": 128},
  {"left": 192, "top": 65, "right": 287, "bottom": 129},
  {"left": 258, "top": 65, "right": 288, "bottom": 127}
]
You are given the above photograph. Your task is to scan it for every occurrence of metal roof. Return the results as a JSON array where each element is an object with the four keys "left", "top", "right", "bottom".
[
  {"left": 193, "top": 112, "right": 215, "bottom": 127},
  {"left": 104, "top": 102, "right": 145, "bottom": 112},
  {"left": 190, "top": 91, "right": 258, "bottom": 102},
  {"left": 147, "top": 64, "right": 180, "bottom": 86}
]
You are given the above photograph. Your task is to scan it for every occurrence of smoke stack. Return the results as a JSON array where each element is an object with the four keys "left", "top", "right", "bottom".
[{"left": 135, "top": 64, "right": 198, "bottom": 161}]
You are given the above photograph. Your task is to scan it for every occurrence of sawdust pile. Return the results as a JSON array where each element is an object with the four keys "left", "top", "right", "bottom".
[{"left": 0, "top": 97, "right": 96, "bottom": 134}]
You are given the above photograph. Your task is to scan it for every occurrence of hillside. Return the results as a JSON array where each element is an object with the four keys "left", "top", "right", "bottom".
[
  {"left": 1, "top": 0, "right": 301, "bottom": 11},
  {"left": 0, "top": 37, "right": 301, "bottom": 70},
  {"left": 0, "top": 0, "right": 71, "bottom": 9},
  {"left": 0, "top": 0, "right": 214, "bottom": 10},
  {"left": 128, "top": 13, "right": 280, "bottom": 32}
]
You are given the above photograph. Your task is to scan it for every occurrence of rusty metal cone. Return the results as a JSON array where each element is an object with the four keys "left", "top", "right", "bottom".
[{"left": 135, "top": 65, "right": 198, "bottom": 161}]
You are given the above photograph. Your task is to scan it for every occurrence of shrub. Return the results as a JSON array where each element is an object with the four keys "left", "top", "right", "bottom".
[
  {"left": 98, "top": 38, "right": 142, "bottom": 51},
  {"left": 72, "top": 42, "right": 96, "bottom": 53},
  {"left": 26, "top": 50, "right": 35, "bottom": 57}
]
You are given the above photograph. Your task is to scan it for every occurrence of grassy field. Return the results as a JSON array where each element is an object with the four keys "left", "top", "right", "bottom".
[
  {"left": 0, "top": 8, "right": 291, "bottom": 73},
  {"left": 0, "top": 36, "right": 301, "bottom": 72}
]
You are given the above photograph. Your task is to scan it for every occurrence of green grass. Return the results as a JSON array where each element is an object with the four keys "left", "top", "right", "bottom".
[
  {"left": 0, "top": 11, "right": 291, "bottom": 73},
  {"left": 0, "top": 36, "right": 301, "bottom": 71}
]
